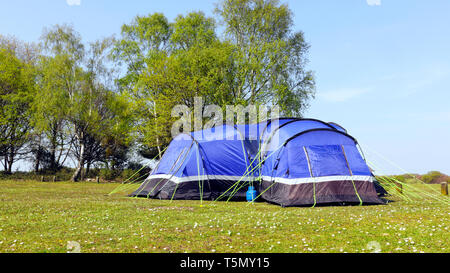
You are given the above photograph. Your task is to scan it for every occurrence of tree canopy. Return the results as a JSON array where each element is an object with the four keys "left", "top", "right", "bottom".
[{"left": 0, "top": 0, "right": 315, "bottom": 178}]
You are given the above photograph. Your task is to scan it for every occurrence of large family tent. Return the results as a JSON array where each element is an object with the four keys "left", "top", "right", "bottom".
[{"left": 131, "top": 118, "right": 385, "bottom": 206}]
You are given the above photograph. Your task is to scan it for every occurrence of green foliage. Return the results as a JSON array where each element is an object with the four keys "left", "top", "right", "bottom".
[
  {"left": 216, "top": 0, "right": 315, "bottom": 116},
  {"left": 99, "top": 168, "right": 122, "bottom": 181},
  {"left": 0, "top": 48, "right": 36, "bottom": 172},
  {"left": 385, "top": 174, "right": 423, "bottom": 184},
  {"left": 171, "top": 12, "right": 217, "bottom": 50},
  {"left": 393, "top": 175, "right": 406, "bottom": 182},
  {"left": 404, "top": 178, "right": 421, "bottom": 184},
  {"left": 421, "top": 171, "right": 445, "bottom": 184},
  {"left": 0, "top": 167, "right": 74, "bottom": 181},
  {"left": 36, "top": 25, "right": 133, "bottom": 180}
]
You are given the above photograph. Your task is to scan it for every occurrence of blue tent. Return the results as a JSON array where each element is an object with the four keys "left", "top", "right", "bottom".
[{"left": 132, "top": 118, "right": 384, "bottom": 206}]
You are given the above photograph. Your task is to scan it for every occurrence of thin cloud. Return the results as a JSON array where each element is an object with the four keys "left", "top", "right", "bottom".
[
  {"left": 408, "top": 111, "right": 450, "bottom": 123},
  {"left": 381, "top": 67, "right": 450, "bottom": 98},
  {"left": 318, "top": 88, "right": 371, "bottom": 102},
  {"left": 67, "top": 0, "right": 81, "bottom": 6},
  {"left": 366, "top": 0, "right": 381, "bottom": 6}
]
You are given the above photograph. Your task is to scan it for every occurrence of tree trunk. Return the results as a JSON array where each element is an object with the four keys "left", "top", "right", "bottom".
[
  {"left": 34, "top": 152, "right": 40, "bottom": 173},
  {"left": 72, "top": 136, "right": 85, "bottom": 182},
  {"left": 50, "top": 123, "right": 58, "bottom": 170},
  {"left": 7, "top": 149, "right": 14, "bottom": 174},
  {"left": 156, "top": 138, "right": 162, "bottom": 160},
  {"left": 152, "top": 104, "right": 162, "bottom": 160},
  {"left": 50, "top": 146, "right": 56, "bottom": 170},
  {"left": 85, "top": 162, "right": 91, "bottom": 178},
  {"left": 34, "top": 134, "right": 42, "bottom": 173}
]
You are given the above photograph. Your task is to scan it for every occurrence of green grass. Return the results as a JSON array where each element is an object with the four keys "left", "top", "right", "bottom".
[{"left": 0, "top": 180, "right": 448, "bottom": 253}]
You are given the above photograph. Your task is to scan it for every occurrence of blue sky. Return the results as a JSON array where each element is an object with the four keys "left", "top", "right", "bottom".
[{"left": 1, "top": 0, "right": 449, "bottom": 174}]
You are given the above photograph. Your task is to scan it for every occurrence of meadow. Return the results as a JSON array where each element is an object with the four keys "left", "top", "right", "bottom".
[{"left": 0, "top": 180, "right": 448, "bottom": 253}]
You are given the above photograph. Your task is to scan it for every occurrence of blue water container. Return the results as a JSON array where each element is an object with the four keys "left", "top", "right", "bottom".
[{"left": 246, "top": 186, "right": 258, "bottom": 202}]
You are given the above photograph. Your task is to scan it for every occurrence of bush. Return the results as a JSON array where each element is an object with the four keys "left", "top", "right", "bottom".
[
  {"left": 99, "top": 168, "right": 122, "bottom": 181},
  {"left": 0, "top": 167, "right": 74, "bottom": 181},
  {"left": 0, "top": 166, "right": 151, "bottom": 182},
  {"left": 393, "top": 175, "right": 406, "bottom": 182},
  {"left": 119, "top": 169, "right": 136, "bottom": 181},
  {"left": 404, "top": 178, "right": 421, "bottom": 184},
  {"left": 421, "top": 171, "right": 444, "bottom": 184}
]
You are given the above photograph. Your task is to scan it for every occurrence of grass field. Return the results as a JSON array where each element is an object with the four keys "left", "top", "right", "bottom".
[{"left": 0, "top": 180, "right": 448, "bottom": 253}]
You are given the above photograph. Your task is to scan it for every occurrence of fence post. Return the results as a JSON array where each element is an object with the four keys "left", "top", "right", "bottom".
[
  {"left": 441, "top": 182, "right": 448, "bottom": 196},
  {"left": 96, "top": 176, "right": 100, "bottom": 184}
]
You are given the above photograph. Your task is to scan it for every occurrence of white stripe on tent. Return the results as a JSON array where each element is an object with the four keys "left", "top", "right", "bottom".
[{"left": 145, "top": 174, "right": 374, "bottom": 185}]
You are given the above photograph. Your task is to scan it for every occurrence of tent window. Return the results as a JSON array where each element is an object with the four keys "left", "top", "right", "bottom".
[{"left": 306, "top": 145, "right": 350, "bottom": 177}]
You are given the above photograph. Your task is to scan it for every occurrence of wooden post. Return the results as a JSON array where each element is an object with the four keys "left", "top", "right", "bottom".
[
  {"left": 441, "top": 182, "right": 448, "bottom": 196},
  {"left": 52, "top": 176, "right": 56, "bottom": 183},
  {"left": 40, "top": 176, "right": 44, "bottom": 182},
  {"left": 96, "top": 176, "right": 100, "bottom": 184}
]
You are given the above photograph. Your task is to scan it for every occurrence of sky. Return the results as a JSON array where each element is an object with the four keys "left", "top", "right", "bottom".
[{"left": 0, "top": 0, "right": 449, "bottom": 175}]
